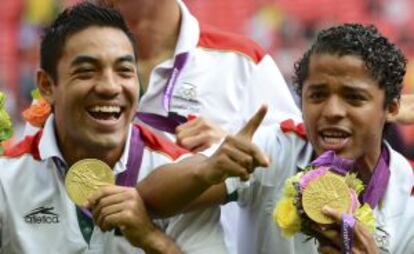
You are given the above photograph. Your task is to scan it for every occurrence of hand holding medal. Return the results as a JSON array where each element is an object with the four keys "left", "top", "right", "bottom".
[
  {"left": 65, "top": 158, "right": 157, "bottom": 248},
  {"left": 273, "top": 151, "right": 377, "bottom": 254},
  {"left": 65, "top": 159, "right": 115, "bottom": 206}
]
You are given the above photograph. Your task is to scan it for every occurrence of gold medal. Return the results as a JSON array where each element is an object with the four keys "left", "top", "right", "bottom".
[
  {"left": 65, "top": 159, "right": 115, "bottom": 206},
  {"left": 302, "top": 171, "right": 351, "bottom": 224}
]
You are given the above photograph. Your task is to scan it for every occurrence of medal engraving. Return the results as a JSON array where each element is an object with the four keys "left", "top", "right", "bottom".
[
  {"left": 65, "top": 159, "right": 114, "bottom": 205},
  {"left": 302, "top": 172, "right": 351, "bottom": 224}
]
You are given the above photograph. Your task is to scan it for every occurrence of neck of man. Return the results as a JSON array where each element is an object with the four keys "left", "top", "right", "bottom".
[
  {"left": 130, "top": 0, "right": 181, "bottom": 91},
  {"left": 57, "top": 133, "right": 124, "bottom": 169},
  {"left": 354, "top": 145, "right": 383, "bottom": 184}
]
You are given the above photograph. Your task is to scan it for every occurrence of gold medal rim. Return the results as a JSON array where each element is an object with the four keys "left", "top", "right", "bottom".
[
  {"left": 302, "top": 171, "right": 351, "bottom": 224},
  {"left": 65, "top": 159, "right": 115, "bottom": 206}
]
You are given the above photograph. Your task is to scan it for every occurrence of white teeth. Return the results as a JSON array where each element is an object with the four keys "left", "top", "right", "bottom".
[
  {"left": 89, "top": 105, "right": 121, "bottom": 113},
  {"left": 323, "top": 136, "right": 345, "bottom": 144},
  {"left": 321, "top": 130, "right": 348, "bottom": 138}
]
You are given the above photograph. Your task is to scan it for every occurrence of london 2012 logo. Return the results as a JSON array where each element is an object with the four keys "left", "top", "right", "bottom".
[{"left": 24, "top": 206, "right": 60, "bottom": 224}]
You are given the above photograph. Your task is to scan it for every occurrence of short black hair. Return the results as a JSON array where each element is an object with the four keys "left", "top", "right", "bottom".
[
  {"left": 293, "top": 23, "right": 407, "bottom": 107},
  {"left": 40, "top": 1, "right": 138, "bottom": 82}
]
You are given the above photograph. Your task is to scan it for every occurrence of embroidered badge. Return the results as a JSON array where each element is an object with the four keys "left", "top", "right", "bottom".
[{"left": 171, "top": 82, "right": 201, "bottom": 114}]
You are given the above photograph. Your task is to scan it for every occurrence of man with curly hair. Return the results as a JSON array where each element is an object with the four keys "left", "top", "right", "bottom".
[{"left": 114, "top": 24, "right": 414, "bottom": 253}]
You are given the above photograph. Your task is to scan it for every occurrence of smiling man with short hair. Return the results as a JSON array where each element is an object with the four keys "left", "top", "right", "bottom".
[{"left": 0, "top": 3, "right": 187, "bottom": 253}]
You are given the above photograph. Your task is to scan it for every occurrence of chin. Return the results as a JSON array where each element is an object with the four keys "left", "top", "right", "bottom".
[
  {"left": 335, "top": 146, "right": 363, "bottom": 159},
  {"left": 85, "top": 134, "right": 125, "bottom": 151}
]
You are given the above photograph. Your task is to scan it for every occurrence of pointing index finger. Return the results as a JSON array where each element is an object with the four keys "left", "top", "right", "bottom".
[{"left": 237, "top": 105, "right": 268, "bottom": 140}]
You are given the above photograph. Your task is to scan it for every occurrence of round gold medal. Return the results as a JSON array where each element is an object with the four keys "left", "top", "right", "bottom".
[
  {"left": 65, "top": 159, "right": 115, "bottom": 206},
  {"left": 302, "top": 171, "right": 351, "bottom": 224}
]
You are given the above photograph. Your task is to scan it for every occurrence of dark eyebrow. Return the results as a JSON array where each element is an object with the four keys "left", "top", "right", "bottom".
[
  {"left": 70, "top": 55, "right": 136, "bottom": 67},
  {"left": 305, "top": 83, "right": 326, "bottom": 90},
  {"left": 116, "top": 55, "right": 136, "bottom": 65},
  {"left": 342, "top": 85, "right": 372, "bottom": 98},
  {"left": 70, "top": 55, "right": 99, "bottom": 67},
  {"left": 342, "top": 85, "right": 369, "bottom": 93}
]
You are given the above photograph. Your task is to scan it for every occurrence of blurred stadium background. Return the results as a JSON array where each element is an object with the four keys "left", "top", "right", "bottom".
[{"left": 1, "top": 0, "right": 413, "bottom": 156}]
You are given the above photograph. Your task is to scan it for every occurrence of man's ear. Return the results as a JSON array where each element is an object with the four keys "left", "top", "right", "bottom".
[
  {"left": 386, "top": 98, "right": 399, "bottom": 122},
  {"left": 36, "top": 70, "right": 55, "bottom": 104}
]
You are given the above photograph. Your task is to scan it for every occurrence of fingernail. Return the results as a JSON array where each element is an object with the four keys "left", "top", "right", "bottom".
[
  {"left": 322, "top": 205, "right": 332, "bottom": 213},
  {"left": 265, "top": 156, "right": 270, "bottom": 166}
]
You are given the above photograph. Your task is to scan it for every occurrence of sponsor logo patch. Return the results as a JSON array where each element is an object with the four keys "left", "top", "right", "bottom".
[{"left": 24, "top": 206, "right": 60, "bottom": 224}]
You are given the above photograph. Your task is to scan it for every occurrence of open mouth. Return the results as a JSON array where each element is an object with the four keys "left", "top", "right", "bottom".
[
  {"left": 318, "top": 129, "right": 351, "bottom": 150},
  {"left": 87, "top": 105, "right": 123, "bottom": 121}
]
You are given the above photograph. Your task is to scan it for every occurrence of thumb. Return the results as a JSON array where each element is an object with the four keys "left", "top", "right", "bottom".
[
  {"left": 237, "top": 105, "right": 268, "bottom": 140},
  {"left": 322, "top": 206, "right": 342, "bottom": 223}
]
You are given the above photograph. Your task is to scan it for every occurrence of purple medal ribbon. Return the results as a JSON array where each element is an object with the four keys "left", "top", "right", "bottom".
[
  {"left": 311, "top": 150, "right": 354, "bottom": 175},
  {"left": 163, "top": 52, "right": 190, "bottom": 112},
  {"left": 361, "top": 146, "right": 390, "bottom": 209},
  {"left": 135, "top": 52, "right": 190, "bottom": 134},
  {"left": 115, "top": 125, "right": 144, "bottom": 187},
  {"left": 136, "top": 112, "right": 188, "bottom": 134},
  {"left": 341, "top": 214, "right": 356, "bottom": 254}
]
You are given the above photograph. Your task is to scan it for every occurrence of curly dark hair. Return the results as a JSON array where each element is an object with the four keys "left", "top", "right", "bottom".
[{"left": 293, "top": 23, "right": 407, "bottom": 107}]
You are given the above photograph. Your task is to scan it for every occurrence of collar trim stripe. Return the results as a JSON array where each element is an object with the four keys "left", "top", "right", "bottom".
[
  {"left": 198, "top": 24, "right": 265, "bottom": 64},
  {"left": 134, "top": 124, "right": 189, "bottom": 160},
  {"left": 3, "top": 131, "right": 42, "bottom": 160}
]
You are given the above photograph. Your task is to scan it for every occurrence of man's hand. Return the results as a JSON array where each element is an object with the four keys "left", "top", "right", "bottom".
[
  {"left": 87, "top": 186, "right": 182, "bottom": 253},
  {"left": 136, "top": 105, "right": 269, "bottom": 217},
  {"left": 195, "top": 105, "right": 270, "bottom": 185},
  {"left": 176, "top": 116, "right": 226, "bottom": 152},
  {"left": 387, "top": 94, "right": 414, "bottom": 124},
  {"left": 317, "top": 206, "right": 379, "bottom": 254}
]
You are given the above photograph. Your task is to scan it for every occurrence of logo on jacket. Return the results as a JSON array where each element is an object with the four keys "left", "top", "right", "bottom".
[
  {"left": 171, "top": 82, "right": 201, "bottom": 113},
  {"left": 175, "top": 82, "right": 197, "bottom": 101},
  {"left": 24, "top": 206, "right": 60, "bottom": 224}
]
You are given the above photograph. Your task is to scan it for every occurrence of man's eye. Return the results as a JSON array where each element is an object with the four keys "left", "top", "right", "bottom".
[
  {"left": 347, "top": 94, "right": 366, "bottom": 103},
  {"left": 119, "top": 67, "right": 133, "bottom": 72},
  {"left": 309, "top": 91, "right": 326, "bottom": 100},
  {"left": 75, "top": 68, "right": 95, "bottom": 74},
  {"left": 118, "top": 67, "right": 135, "bottom": 77},
  {"left": 76, "top": 68, "right": 94, "bottom": 73},
  {"left": 348, "top": 94, "right": 364, "bottom": 100},
  {"left": 74, "top": 68, "right": 95, "bottom": 79}
]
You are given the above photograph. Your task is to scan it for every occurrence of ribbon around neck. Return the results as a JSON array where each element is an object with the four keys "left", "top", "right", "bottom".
[{"left": 311, "top": 150, "right": 354, "bottom": 175}]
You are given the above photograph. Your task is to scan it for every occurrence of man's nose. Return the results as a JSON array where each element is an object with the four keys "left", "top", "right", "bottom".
[
  {"left": 322, "top": 96, "right": 346, "bottom": 121},
  {"left": 95, "top": 70, "right": 122, "bottom": 96}
]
